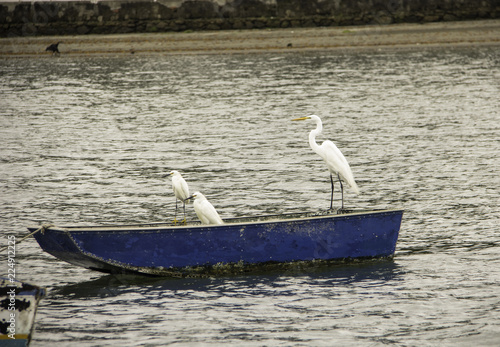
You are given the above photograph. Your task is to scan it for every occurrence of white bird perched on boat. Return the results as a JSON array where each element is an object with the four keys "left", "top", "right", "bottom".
[
  {"left": 169, "top": 170, "right": 190, "bottom": 224},
  {"left": 292, "top": 115, "right": 359, "bottom": 211},
  {"left": 186, "top": 191, "right": 224, "bottom": 225}
]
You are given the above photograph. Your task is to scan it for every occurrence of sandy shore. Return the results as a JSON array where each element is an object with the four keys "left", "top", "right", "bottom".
[{"left": 1, "top": 19, "right": 499, "bottom": 56}]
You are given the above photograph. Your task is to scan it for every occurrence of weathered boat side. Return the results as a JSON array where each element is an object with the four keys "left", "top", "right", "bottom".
[
  {"left": 30, "top": 209, "right": 403, "bottom": 276},
  {"left": 0, "top": 278, "right": 45, "bottom": 345}
]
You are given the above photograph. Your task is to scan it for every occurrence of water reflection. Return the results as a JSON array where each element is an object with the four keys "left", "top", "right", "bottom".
[{"left": 55, "top": 260, "right": 403, "bottom": 299}]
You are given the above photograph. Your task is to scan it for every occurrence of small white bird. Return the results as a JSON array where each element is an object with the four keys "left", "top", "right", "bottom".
[
  {"left": 292, "top": 115, "right": 359, "bottom": 210},
  {"left": 186, "top": 191, "right": 224, "bottom": 225},
  {"left": 169, "top": 170, "right": 190, "bottom": 224}
]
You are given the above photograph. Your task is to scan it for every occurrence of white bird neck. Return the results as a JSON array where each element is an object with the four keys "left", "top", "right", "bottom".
[{"left": 308, "top": 117, "right": 323, "bottom": 152}]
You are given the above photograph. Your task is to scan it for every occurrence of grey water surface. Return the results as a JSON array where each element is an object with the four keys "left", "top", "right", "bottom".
[{"left": 1, "top": 46, "right": 499, "bottom": 346}]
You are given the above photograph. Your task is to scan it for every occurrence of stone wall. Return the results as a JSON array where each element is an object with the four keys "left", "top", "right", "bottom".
[{"left": 1, "top": 0, "right": 500, "bottom": 37}]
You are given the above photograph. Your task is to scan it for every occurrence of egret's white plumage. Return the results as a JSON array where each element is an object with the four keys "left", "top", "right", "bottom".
[
  {"left": 187, "top": 191, "right": 223, "bottom": 225},
  {"left": 169, "top": 170, "right": 190, "bottom": 224},
  {"left": 292, "top": 115, "right": 359, "bottom": 210}
]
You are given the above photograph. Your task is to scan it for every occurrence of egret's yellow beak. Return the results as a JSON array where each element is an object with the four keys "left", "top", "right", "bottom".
[{"left": 292, "top": 116, "right": 310, "bottom": 121}]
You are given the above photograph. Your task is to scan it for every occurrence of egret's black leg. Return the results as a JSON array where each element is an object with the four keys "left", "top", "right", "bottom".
[
  {"left": 182, "top": 201, "right": 186, "bottom": 224},
  {"left": 330, "top": 174, "right": 335, "bottom": 210},
  {"left": 338, "top": 174, "right": 344, "bottom": 211},
  {"left": 174, "top": 199, "right": 178, "bottom": 225}
]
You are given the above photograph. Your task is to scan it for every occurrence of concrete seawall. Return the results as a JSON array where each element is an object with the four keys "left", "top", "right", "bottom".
[{"left": 1, "top": 0, "right": 500, "bottom": 37}]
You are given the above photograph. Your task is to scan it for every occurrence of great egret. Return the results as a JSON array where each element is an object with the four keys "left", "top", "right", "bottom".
[
  {"left": 292, "top": 115, "right": 359, "bottom": 210},
  {"left": 169, "top": 170, "right": 190, "bottom": 224},
  {"left": 186, "top": 191, "right": 224, "bottom": 225}
]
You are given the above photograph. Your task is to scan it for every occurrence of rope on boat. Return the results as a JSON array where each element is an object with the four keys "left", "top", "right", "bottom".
[{"left": 0, "top": 224, "right": 53, "bottom": 253}]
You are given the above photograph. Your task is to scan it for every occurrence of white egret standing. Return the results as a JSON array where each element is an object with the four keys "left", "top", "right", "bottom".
[
  {"left": 169, "top": 170, "right": 190, "bottom": 224},
  {"left": 186, "top": 191, "right": 224, "bottom": 225},
  {"left": 292, "top": 115, "right": 359, "bottom": 210}
]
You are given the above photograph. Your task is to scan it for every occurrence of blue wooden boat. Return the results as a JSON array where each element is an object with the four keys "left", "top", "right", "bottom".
[
  {"left": 29, "top": 209, "right": 403, "bottom": 277},
  {"left": 0, "top": 278, "right": 45, "bottom": 345}
]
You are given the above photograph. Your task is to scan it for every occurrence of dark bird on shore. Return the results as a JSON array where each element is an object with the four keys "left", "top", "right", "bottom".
[{"left": 46, "top": 42, "right": 60, "bottom": 55}]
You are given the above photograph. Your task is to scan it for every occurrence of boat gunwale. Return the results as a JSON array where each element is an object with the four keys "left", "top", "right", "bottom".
[{"left": 28, "top": 209, "right": 404, "bottom": 233}]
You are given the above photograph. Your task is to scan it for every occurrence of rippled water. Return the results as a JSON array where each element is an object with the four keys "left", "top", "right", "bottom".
[{"left": 1, "top": 46, "right": 499, "bottom": 346}]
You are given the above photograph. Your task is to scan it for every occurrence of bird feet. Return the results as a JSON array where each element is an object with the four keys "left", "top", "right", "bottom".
[
  {"left": 172, "top": 218, "right": 187, "bottom": 225},
  {"left": 335, "top": 208, "right": 353, "bottom": 214},
  {"left": 327, "top": 207, "right": 349, "bottom": 215}
]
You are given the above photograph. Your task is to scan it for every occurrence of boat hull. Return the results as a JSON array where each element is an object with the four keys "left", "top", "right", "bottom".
[{"left": 30, "top": 210, "right": 403, "bottom": 276}]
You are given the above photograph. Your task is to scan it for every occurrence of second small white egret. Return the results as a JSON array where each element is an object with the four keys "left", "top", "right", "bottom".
[
  {"left": 186, "top": 191, "right": 224, "bottom": 225},
  {"left": 169, "top": 170, "right": 190, "bottom": 224},
  {"left": 292, "top": 115, "right": 359, "bottom": 210}
]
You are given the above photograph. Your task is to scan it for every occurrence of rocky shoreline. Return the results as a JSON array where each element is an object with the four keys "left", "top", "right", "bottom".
[
  {"left": 2, "top": 0, "right": 499, "bottom": 37},
  {"left": 1, "top": 19, "right": 499, "bottom": 57}
]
